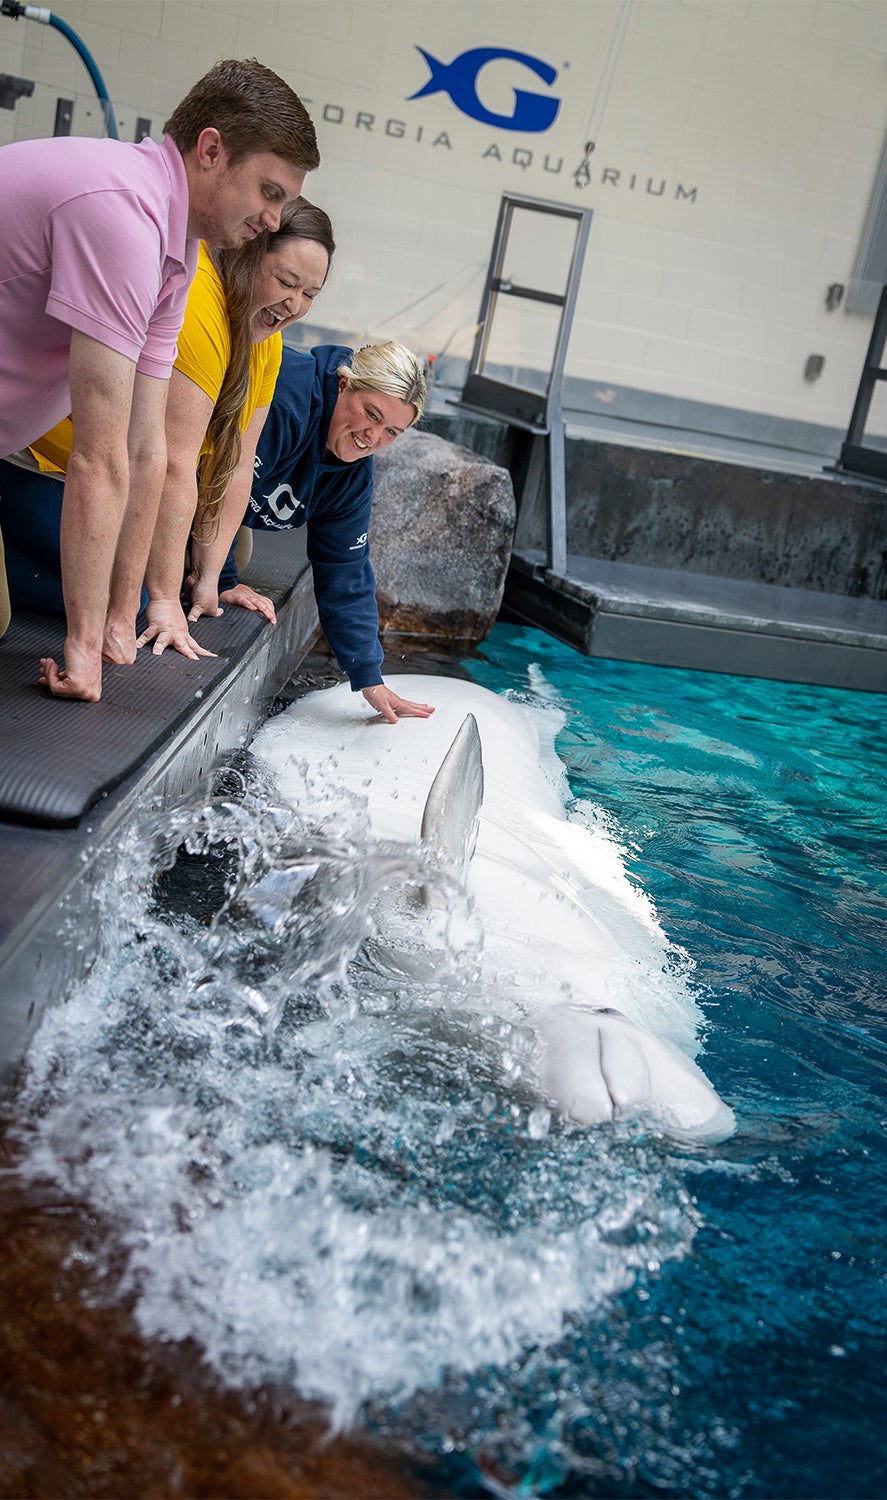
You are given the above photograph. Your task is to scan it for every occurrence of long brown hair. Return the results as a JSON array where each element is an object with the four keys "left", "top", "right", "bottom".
[{"left": 193, "top": 198, "right": 335, "bottom": 539}]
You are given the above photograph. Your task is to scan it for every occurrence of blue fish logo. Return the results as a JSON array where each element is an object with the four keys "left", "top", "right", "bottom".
[{"left": 408, "top": 46, "right": 560, "bottom": 133}]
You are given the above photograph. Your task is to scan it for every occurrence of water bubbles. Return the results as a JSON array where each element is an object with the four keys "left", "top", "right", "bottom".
[{"left": 434, "top": 1110, "right": 458, "bottom": 1144}]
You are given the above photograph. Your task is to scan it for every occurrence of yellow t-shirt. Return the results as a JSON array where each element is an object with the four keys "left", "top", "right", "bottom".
[{"left": 28, "top": 242, "right": 283, "bottom": 474}]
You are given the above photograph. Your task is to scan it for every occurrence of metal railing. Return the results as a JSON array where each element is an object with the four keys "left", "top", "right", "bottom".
[
  {"left": 837, "top": 283, "right": 887, "bottom": 484},
  {"left": 451, "top": 192, "right": 592, "bottom": 576}
]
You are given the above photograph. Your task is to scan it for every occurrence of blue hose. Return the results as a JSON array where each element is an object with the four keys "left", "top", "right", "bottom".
[
  {"left": 46, "top": 11, "right": 119, "bottom": 138},
  {"left": 1, "top": 3, "right": 121, "bottom": 137}
]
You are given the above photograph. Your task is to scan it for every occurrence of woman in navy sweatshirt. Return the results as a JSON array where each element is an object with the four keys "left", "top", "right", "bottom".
[{"left": 185, "top": 341, "right": 434, "bottom": 723}]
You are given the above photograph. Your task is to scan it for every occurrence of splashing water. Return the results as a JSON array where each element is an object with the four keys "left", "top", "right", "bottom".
[
  {"left": 12, "top": 737, "right": 701, "bottom": 1447},
  {"left": 11, "top": 624, "right": 887, "bottom": 1497}
]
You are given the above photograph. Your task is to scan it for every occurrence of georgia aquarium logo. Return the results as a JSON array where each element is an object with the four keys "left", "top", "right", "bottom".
[{"left": 407, "top": 46, "right": 561, "bottom": 133}]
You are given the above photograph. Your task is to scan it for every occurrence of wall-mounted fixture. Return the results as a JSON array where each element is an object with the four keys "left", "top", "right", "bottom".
[
  {"left": 53, "top": 96, "right": 73, "bottom": 135},
  {"left": 825, "top": 283, "right": 845, "bottom": 311},
  {"left": 836, "top": 282, "right": 887, "bottom": 481},
  {"left": 0, "top": 71, "right": 33, "bottom": 109},
  {"left": 804, "top": 354, "right": 825, "bottom": 382}
]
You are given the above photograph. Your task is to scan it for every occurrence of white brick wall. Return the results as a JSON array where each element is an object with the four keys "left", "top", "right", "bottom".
[{"left": 0, "top": 0, "right": 885, "bottom": 437}]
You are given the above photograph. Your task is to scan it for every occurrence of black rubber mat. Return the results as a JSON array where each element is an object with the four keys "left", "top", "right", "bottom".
[{"left": 0, "top": 605, "right": 266, "bottom": 828}]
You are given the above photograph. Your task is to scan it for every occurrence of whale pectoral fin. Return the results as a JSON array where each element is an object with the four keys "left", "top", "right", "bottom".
[{"left": 420, "top": 713, "right": 484, "bottom": 882}]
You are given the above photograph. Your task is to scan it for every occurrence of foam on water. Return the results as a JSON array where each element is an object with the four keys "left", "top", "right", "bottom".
[{"left": 12, "top": 682, "right": 709, "bottom": 1443}]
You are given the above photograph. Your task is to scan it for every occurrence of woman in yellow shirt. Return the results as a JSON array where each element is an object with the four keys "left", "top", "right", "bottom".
[
  {"left": 141, "top": 197, "right": 334, "bottom": 657},
  {"left": 0, "top": 197, "right": 334, "bottom": 656}
]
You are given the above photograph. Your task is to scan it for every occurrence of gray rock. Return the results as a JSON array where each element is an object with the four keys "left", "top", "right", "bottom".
[{"left": 370, "top": 429, "right": 516, "bottom": 641}]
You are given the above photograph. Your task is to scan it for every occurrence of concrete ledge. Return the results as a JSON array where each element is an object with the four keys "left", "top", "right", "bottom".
[{"left": 507, "top": 552, "right": 887, "bottom": 694}]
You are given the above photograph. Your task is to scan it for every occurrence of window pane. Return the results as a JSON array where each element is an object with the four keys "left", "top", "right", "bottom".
[
  {"left": 477, "top": 295, "right": 563, "bottom": 393},
  {"left": 500, "top": 207, "right": 579, "bottom": 298}
]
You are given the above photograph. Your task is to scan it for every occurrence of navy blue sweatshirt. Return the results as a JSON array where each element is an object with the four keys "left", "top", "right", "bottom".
[{"left": 220, "top": 344, "right": 383, "bottom": 691}]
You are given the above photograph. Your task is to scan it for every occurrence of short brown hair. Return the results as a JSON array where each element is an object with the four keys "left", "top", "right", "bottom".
[{"left": 165, "top": 58, "right": 319, "bottom": 174}]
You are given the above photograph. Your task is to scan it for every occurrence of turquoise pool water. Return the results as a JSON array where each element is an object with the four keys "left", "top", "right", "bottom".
[
  {"left": 460, "top": 624, "right": 887, "bottom": 1498},
  {"left": 12, "top": 623, "right": 887, "bottom": 1498}
]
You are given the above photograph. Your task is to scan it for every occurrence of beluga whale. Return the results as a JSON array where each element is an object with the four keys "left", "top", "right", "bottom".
[{"left": 251, "top": 674, "right": 735, "bottom": 1143}]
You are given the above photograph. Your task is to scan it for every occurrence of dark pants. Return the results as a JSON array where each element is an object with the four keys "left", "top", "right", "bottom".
[
  {"left": 0, "top": 458, "right": 66, "bottom": 614},
  {"left": 0, "top": 458, "right": 148, "bottom": 617}
]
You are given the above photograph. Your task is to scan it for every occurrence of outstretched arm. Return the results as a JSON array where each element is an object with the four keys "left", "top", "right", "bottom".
[
  {"left": 104, "top": 368, "right": 170, "bottom": 661},
  {"left": 39, "top": 331, "right": 136, "bottom": 702},
  {"left": 187, "top": 404, "right": 275, "bottom": 625},
  {"left": 139, "top": 368, "right": 217, "bottom": 658},
  {"left": 307, "top": 499, "right": 435, "bottom": 723}
]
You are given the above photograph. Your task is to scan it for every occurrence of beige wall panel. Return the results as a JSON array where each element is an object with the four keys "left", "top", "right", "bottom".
[{"left": 1, "top": 0, "right": 884, "bottom": 437}]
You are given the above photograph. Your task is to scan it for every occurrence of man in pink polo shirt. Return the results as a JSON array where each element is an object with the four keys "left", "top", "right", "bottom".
[{"left": 0, "top": 58, "right": 319, "bottom": 702}]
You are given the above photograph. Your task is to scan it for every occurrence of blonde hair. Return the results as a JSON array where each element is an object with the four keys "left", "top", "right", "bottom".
[
  {"left": 337, "top": 342, "right": 426, "bottom": 425},
  {"left": 193, "top": 198, "right": 335, "bottom": 539}
]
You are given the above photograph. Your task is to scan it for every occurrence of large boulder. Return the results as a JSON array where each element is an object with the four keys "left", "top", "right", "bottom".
[{"left": 370, "top": 429, "right": 516, "bottom": 641}]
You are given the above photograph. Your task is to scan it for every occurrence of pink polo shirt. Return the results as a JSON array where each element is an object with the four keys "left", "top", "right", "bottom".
[{"left": 0, "top": 131, "right": 198, "bottom": 457}]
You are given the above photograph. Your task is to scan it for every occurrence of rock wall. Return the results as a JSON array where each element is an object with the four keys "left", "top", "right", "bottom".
[{"left": 422, "top": 411, "right": 887, "bottom": 602}]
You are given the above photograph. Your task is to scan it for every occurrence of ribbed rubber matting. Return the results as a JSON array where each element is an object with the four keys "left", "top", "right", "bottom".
[{"left": 0, "top": 606, "right": 262, "bottom": 828}]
